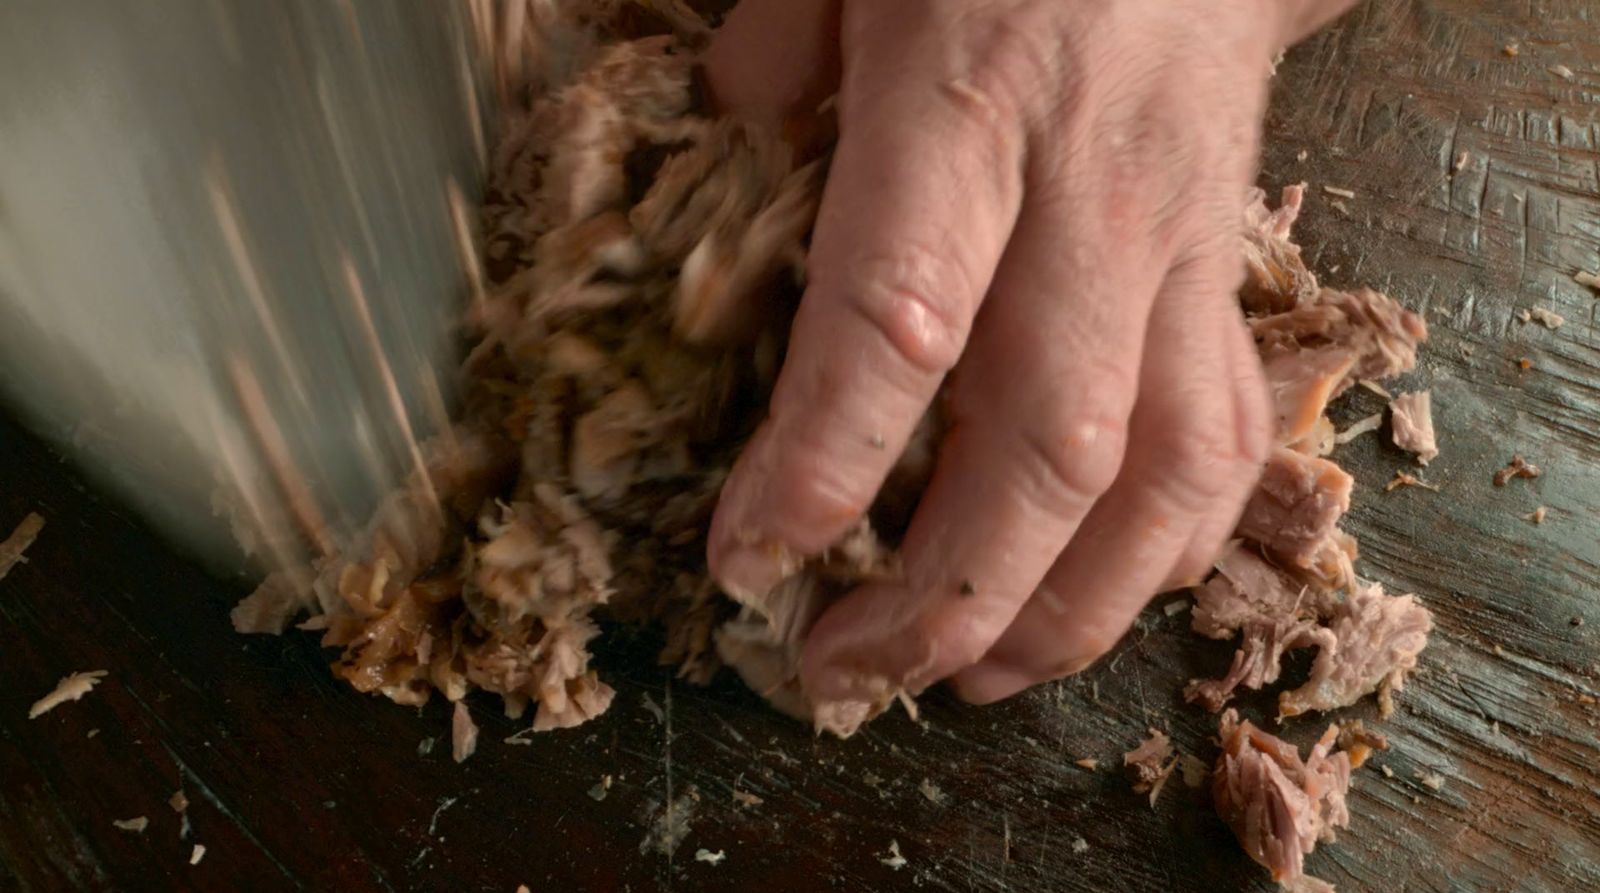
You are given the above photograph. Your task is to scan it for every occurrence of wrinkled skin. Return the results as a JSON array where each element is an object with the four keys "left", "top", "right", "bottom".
[{"left": 704, "top": 0, "right": 1359, "bottom": 707}]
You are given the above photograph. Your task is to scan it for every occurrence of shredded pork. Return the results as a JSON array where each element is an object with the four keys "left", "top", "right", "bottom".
[
  {"left": 0, "top": 511, "right": 44, "bottom": 582},
  {"left": 1389, "top": 391, "right": 1437, "bottom": 465},
  {"left": 1214, "top": 711, "right": 1351, "bottom": 891}
]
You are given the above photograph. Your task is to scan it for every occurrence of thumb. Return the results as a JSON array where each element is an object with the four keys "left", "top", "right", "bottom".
[{"left": 702, "top": 0, "right": 842, "bottom": 123}]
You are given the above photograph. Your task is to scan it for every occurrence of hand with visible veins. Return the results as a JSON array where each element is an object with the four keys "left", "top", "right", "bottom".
[{"left": 702, "top": 0, "right": 1359, "bottom": 707}]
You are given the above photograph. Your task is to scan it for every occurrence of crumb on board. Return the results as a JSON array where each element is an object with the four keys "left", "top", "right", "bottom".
[
  {"left": 1386, "top": 471, "right": 1439, "bottom": 492},
  {"left": 1576, "top": 270, "right": 1600, "bottom": 291},
  {"left": 452, "top": 701, "right": 479, "bottom": 764},
  {"left": 1524, "top": 506, "right": 1547, "bottom": 524},
  {"left": 1071, "top": 837, "right": 1090, "bottom": 854},
  {"left": 1492, "top": 643, "right": 1506, "bottom": 657},
  {"left": 880, "top": 840, "right": 908, "bottom": 870},
  {"left": 169, "top": 791, "right": 189, "bottom": 814},
  {"left": 732, "top": 789, "right": 763, "bottom": 807},
  {"left": 694, "top": 848, "right": 726, "bottom": 866},
  {"left": 29, "top": 670, "right": 109, "bottom": 719},
  {"left": 1330, "top": 199, "right": 1350, "bottom": 215},
  {"left": 1415, "top": 770, "right": 1446, "bottom": 791},
  {"left": 1380, "top": 764, "right": 1395, "bottom": 778},
  {"left": 86, "top": 728, "right": 100, "bottom": 739},
  {"left": 0, "top": 511, "right": 45, "bottom": 582},
  {"left": 1517, "top": 357, "right": 1533, "bottom": 370},
  {"left": 1453, "top": 150, "right": 1470, "bottom": 172},
  {"left": 189, "top": 844, "right": 206, "bottom": 866},
  {"left": 1074, "top": 757, "right": 1100, "bottom": 771},
  {"left": 113, "top": 817, "right": 149, "bottom": 833},
  {"left": 588, "top": 774, "right": 613, "bottom": 801},
  {"left": 1297, "top": 149, "right": 1309, "bottom": 162},
  {"left": 1549, "top": 64, "right": 1576, "bottom": 81},
  {"left": 918, "top": 778, "right": 945, "bottom": 805},
  {"left": 1502, "top": 43, "right": 1519, "bottom": 56},
  {"left": 1493, "top": 455, "right": 1541, "bottom": 487},
  {"left": 1322, "top": 185, "right": 1356, "bottom": 199}
]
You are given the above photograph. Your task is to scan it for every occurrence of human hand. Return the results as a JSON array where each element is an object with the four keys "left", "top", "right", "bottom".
[{"left": 704, "top": 0, "right": 1358, "bottom": 706}]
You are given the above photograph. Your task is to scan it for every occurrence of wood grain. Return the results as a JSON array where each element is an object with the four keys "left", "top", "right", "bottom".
[{"left": 2, "top": 1, "right": 1598, "bottom": 890}]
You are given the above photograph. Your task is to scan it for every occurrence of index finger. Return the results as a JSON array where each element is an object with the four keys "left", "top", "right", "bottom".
[{"left": 707, "top": 6, "right": 1028, "bottom": 599}]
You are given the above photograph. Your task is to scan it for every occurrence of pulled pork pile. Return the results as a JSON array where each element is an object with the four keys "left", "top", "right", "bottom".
[
  {"left": 1191, "top": 183, "right": 1434, "bottom": 723},
  {"left": 234, "top": 24, "right": 917, "bottom": 737},
  {"left": 1183, "top": 184, "right": 1436, "bottom": 890}
]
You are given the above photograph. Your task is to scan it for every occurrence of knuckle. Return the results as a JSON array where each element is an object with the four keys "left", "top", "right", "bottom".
[
  {"left": 1015, "top": 384, "right": 1133, "bottom": 508},
  {"left": 834, "top": 247, "right": 975, "bottom": 377}
]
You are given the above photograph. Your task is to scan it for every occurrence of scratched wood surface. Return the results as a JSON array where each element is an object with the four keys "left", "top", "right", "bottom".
[{"left": 3, "top": 1, "right": 1599, "bottom": 891}]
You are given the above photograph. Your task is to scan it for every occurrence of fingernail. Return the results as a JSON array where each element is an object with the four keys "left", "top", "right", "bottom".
[
  {"left": 715, "top": 540, "right": 797, "bottom": 602},
  {"left": 953, "top": 654, "right": 1099, "bottom": 704},
  {"left": 951, "top": 662, "right": 1036, "bottom": 705}
]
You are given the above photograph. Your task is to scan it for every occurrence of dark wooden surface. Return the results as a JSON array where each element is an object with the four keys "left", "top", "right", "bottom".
[{"left": 4, "top": 2, "right": 1600, "bottom": 890}]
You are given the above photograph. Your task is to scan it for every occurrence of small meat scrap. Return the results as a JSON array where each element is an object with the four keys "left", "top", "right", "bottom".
[
  {"left": 1074, "top": 758, "right": 1100, "bottom": 771},
  {"left": 1575, "top": 270, "right": 1600, "bottom": 291},
  {"left": 1332, "top": 412, "right": 1383, "bottom": 446},
  {"left": 1178, "top": 754, "right": 1211, "bottom": 788},
  {"left": 1389, "top": 390, "right": 1438, "bottom": 465},
  {"left": 1528, "top": 307, "right": 1565, "bottom": 329},
  {"left": 694, "top": 848, "right": 726, "bottom": 866},
  {"left": 452, "top": 701, "right": 479, "bottom": 764},
  {"left": 880, "top": 840, "right": 908, "bottom": 870},
  {"left": 0, "top": 511, "right": 44, "bottom": 582},
  {"left": 1415, "top": 769, "right": 1446, "bottom": 791},
  {"left": 1524, "top": 506, "right": 1547, "bottom": 524},
  {"left": 1322, "top": 185, "right": 1356, "bottom": 199},
  {"left": 1334, "top": 720, "right": 1389, "bottom": 769},
  {"left": 1385, "top": 471, "right": 1439, "bottom": 492},
  {"left": 1186, "top": 544, "right": 1331, "bottom": 711},
  {"left": 1493, "top": 455, "right": 1541, "bottom": 487},
  {"left": 29, "top": 670, "right": 109, "bottom": 719},
  {"left": 1279, "top": 581, "right": 1433, "bottom": 720},
  {"left": 1213, "top": 711, "right": 1350, "bottom": 891},
  {"left": 1549, "top": 64, "right": 1576, "bottom": 81},
  {"left": 1124, "top": 729, "right": 1178, "bottom": 806},
  {"left": 189, "top": 844, "right": 207, "bottom": 866},
  {"left": 113, "top": 817, "right": 150, "bottom": 833}
]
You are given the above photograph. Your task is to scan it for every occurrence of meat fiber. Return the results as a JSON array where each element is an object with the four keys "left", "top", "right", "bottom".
[
  {"left": 1278, "top": 581, "right": 1433, "bottom": 720},
  {"left": 1186, "top": 538, "right": 1432, "bottom": 718},
  {"left": 1185, "top": 543, "right": 1329, "bottom": 712},
  {"left": 1124, "top": 729, "right": 1178, "bottom": 806},
  {"left": 1241, "top": 185, "right": 1318, "bottom": 315},
  {"left": 1388, "top": 391, "right": 1437, "bottom": 466},
  {"left": 1236, "top": 449, "right": 1356, "bottom": 587},
  {"left": 1214, "top": 710, "right": 1351, "bottom": 891}
]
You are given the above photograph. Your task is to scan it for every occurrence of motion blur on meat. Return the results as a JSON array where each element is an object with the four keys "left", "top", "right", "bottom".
[{"left": 0, "top": 2, "right": 496, "bottom": 570}]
